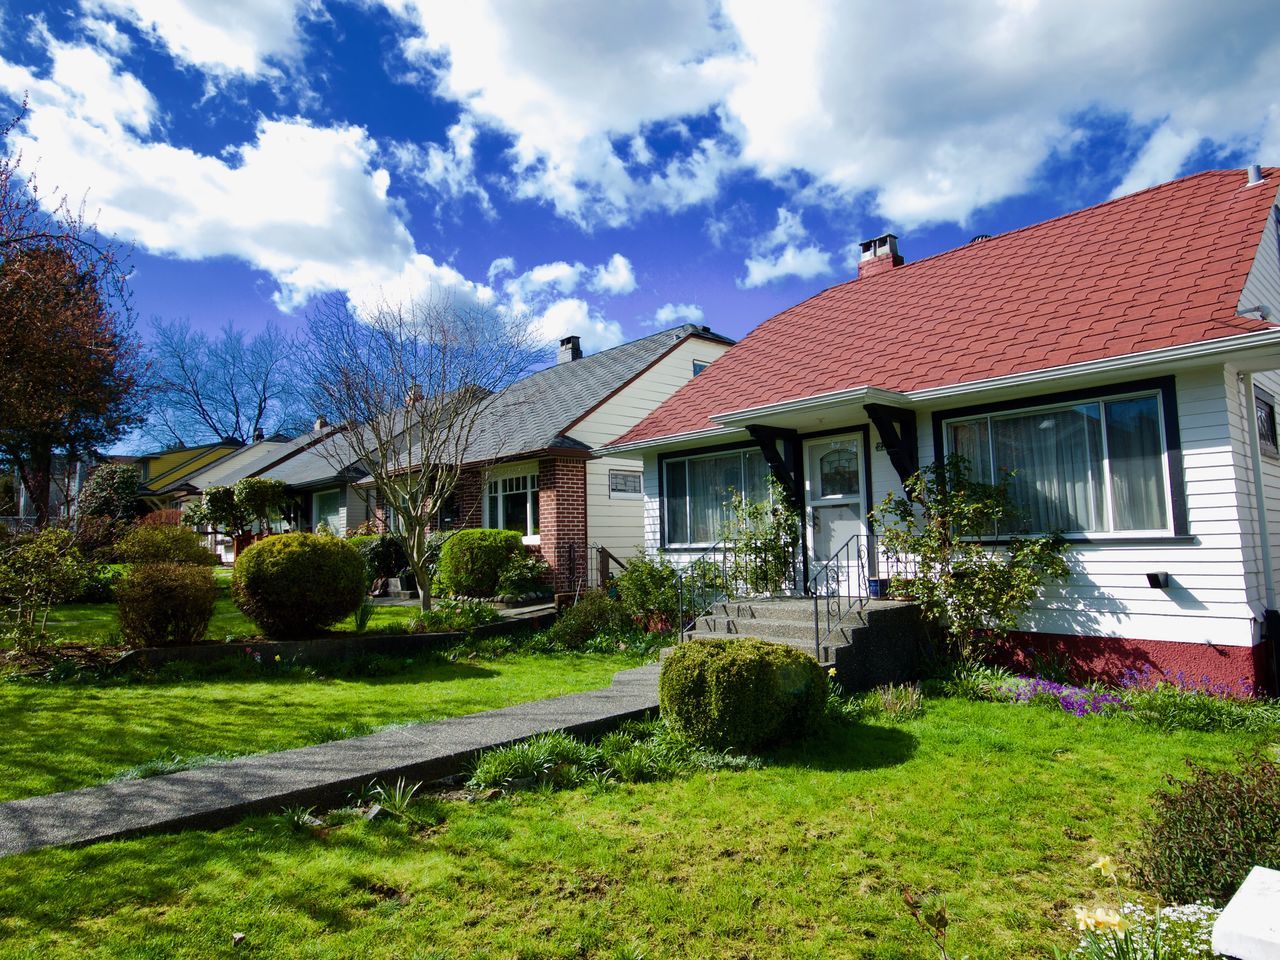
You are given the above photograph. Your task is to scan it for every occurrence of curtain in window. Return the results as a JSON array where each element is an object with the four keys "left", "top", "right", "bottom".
[
  {"left": 993, "top": 404, "right": 1104, "bottom": 533},
  {"left": 744, "top": 448, "right": 770, "bottom": 503},
  {"left": 947, "top": 419, "right": 993, "bottom": 483},
  {"left": 1105, "top": 396, "right": 1166, "bottom": 531},
  {"left": 664, "top": 459, "right": 688, "bottom": 544},
  {"left": 688, "top": 453, "right": 743, "bottom": 543}
]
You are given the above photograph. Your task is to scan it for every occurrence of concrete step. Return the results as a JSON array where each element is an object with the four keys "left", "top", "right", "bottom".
[{"left": 696, "top": 615, "right": 866, "bottom": 643}]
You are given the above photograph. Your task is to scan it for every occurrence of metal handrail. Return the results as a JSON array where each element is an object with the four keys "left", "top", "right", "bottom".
[
  {"left": 806, "top": 531, "right": 874, "bottom": 661},
  {"left": 672, "top": 533, "right": 804, "bottom": 638},
  {"left": 673, "top": 536, "right": 733, "bottom": 637}
]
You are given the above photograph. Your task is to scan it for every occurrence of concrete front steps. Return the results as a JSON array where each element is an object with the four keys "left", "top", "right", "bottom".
[{"left": 685, "top": 597, "right": 928, "bottom": 691}]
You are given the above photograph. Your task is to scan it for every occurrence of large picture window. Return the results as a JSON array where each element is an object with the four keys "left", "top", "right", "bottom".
[
  {"left": 663, "top": 448, "right": 770, "bottom": 545},
  {"left": 486, "top": 473, "right": 539, "bottom": 537},
  {"left": 943, "top": 391, "right": 1171, "bottom": 535}
]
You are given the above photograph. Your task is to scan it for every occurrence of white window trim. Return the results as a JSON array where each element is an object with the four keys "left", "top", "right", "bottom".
[
  {"left": 484, "top": 471, "right": 541, "bottom": 544},
  {"left": 941, "top": 388, "right": 1175, "bottom": 539}
]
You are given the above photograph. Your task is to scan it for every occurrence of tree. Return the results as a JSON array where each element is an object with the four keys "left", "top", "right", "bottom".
[
  {"left": 184, "top": 478, "right": 289, "bottom": 540},
  {"left": 78, "top": 463, "right": 142, "bottom": 521},
  {"left": 0, "top": 106, "right": 144, "bottom": 526},
  {"left": 873, "top": 454, "right": 1070, "bottom": 660},
  {"left": 147, "top": 318, "right": 311, "bottom": 445},
  {"left": 305, "top": 292, "right": 542, "bottom": 611},
  {"left": 0, "top": 244, "right": 146, "bottom": 526}
]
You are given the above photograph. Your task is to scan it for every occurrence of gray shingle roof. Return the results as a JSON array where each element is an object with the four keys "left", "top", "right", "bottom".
[
  {"left": 257, "top": 429, "right": 367, "bottom": 488},
  {"left": 458, "top": 324, "right": 730, "bottom": 464}
]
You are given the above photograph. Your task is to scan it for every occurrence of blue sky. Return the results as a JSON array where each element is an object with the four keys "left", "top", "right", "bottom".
[{"left": 2, "top": 0, "right": 1278, "bottom": 356}]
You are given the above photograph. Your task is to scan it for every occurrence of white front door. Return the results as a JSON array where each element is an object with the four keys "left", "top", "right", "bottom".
[{"left": 804, "top": 435, "right": 866, "bottom": 591}]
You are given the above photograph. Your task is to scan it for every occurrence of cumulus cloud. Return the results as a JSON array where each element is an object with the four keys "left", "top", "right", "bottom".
[
  {"left": 646, "top": 302, "right": 703, "bottom": 328},
  {"left": 80, "top": 0, "right": 319, "bottom": 80},
  {"left": 389, "top": 119, "right": 493, "bottom": 215},
  {"left": 529, "top": 298, "right": 624, "bottom": 353},
  {"left": 0, "top": 36, "right": 486, "bottom": 312},
  {"left": 739, "top": 208, "right": 832, "bottom": 289},
  {"left": 385, "top": 0, "right": 1280, "bottom": 228},
  {"left": 589, "top": 253, "right": 636, "bottom": 295}
]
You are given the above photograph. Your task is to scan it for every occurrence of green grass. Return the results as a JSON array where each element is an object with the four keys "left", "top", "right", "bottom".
[
  {"left": 0, "top": 653, "right": 631, "bottom": 802},
  {"left": 0, "top": 697, "right": 1264, "bottom": 958}
]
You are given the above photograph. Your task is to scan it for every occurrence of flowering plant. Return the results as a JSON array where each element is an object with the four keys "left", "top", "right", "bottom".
[{"left": 1056, "top": 902, "right": 1222, "bottom": 959}]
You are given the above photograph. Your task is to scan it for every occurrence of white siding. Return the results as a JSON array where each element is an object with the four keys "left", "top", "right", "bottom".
[
  {"left": 1228, "top": 363, "right": 1280, "bottom": 611},
  {"left": 1238, "top": 193, "right": 1280, "bottom": 317},
  {"left": 577, "top": 336, "right": 732, "bottom": 558},
  {"left": 919, "top": 365, "right": 1258, "bottom": 647}
]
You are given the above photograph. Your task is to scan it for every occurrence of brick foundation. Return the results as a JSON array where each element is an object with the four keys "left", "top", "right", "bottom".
[{"left": 992, "top": 632, "right": 1274, "bottom": 696}]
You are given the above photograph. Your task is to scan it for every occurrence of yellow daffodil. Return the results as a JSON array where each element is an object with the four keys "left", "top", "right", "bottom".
[
  {"left": 1072, "top": 905, "right": 1129, "bottom": 931},
  {"left": 828, "top": 667, "right": 837, "bottom": 678},
  {"left": 1090, "top": 855, "right": 1119, "bottom": 879}
]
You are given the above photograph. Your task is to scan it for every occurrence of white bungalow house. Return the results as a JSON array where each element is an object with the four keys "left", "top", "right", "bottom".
[{"left": 602, "top": 167, "right": 1280, "bottom": 692}]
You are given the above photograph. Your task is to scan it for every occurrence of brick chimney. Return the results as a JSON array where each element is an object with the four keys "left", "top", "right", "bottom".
[
  {"left": 558, "top": 335, "right": 583, "bottom": 364},
  {"left": 858, "top": 233, "right": 904, "bottom": 279}
]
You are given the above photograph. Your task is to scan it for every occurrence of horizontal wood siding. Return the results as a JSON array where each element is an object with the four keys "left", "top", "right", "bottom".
[{"left": 585, "top": 456, "right": 646, "bottom": 559}]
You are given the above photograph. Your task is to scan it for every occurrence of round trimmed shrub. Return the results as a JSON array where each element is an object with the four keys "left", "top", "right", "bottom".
[
  {"left": 232, "top": 533, "right": 367, "bottom": 638},
  {"left": 116, "top": 563, "right": 217, "bottom": 647},
  {"left": 659, "top": 638, "right": 828, "bottom": 751},
  {"left": 436, "top": 528, "right": 524, "bottom": 597},
  {"left": 118, "top": 524, "right": 218, "bottom": 566}
]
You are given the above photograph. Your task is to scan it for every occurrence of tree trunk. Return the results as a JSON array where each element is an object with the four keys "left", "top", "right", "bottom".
[{"left": 16, "top": 439, "right": 52, "bottom": 527}]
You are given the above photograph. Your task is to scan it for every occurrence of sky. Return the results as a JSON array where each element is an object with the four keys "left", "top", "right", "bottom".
[{"left": 1, "top": 0, "right": 1279, "bottom": 360}]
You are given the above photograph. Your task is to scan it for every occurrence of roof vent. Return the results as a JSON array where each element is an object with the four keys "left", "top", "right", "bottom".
[
  {"left": 857, "top": 233, "right": 904, "bottom": 279},
  {"left": 314, "top": 415, "right": 328, "bottom": 431},
  {"left": 252, "top": 427, "right": 265, "bottom": 443},
  {"left": 558, "top": 335, "right": 583, "bottom": 364},
  {"left": 968, "top": 234, "right": 992, "bottom": 244},
  {"left": 1247, "top": 163, "right": 1265, "bottom": 186}
]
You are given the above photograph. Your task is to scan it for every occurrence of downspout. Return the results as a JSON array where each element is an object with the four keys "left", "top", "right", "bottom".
[{"left": 1241, "top": 372, "right": 1280, "bottom": 692}]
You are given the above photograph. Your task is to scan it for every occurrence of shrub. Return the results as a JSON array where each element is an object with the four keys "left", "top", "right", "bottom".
[
  {"left": 1120, "top": 682, "right": 1280, "bottom": 733},
  {"left": 1134, "top": 752, "right": 1280, "bottom": 905},
  {"left": 659, "top": 637, "right": 827, "bottom": 751},
  {"left": 116, "top": 563, "right": 217, "bottom": 647},
  {"left": 0, "top": 528, "right": 95, "bottom": 648},
  {"left": 118, "top": 524, "right": 217, "bottom": 566},
  {"left": 547, "top": 590, "right": 634, "bottom": 651},
  {"left": 614, "top": 552, "right": 678, "bottom": 628},
  {"left": 77, "top": 463, "right": 141, "bottom": 521},
  {"left": 137, "top": 508, "right": 184, "bottom": 527},
  {"left": 348, "top": 533, "right": 408, "bottom": 582},
  {"left": 495, "top": 547, "right": 551, "bottom": 596},
  {"left": 232, "top": 533, "right": 367, "bottom": 639},
  {"left": 73, "top": 565, "right": 122, "bottom": 604},
  {"left": 403, "top": 598, "right": 501, "bottom": 634},
  {"left": 435, "top": 529, "right": 524, "bottom": 597}
]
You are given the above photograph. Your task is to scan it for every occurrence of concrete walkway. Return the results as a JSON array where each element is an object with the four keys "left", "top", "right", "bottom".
[{"left": 0, "top": 663, "right": 659, "bottom": 857}]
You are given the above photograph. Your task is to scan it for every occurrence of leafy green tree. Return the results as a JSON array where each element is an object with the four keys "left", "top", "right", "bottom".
[
  {"left": 184, "top": 478, "right": 289, "bottom": 539},
  {"left": 873, "top": 454, "right": 1069, "bottom": 659},
  {"left": 77, "top": 463, "right": 141, "bottom": 521},
  {"left": 0, "top": 527, "right": 94, "bottom": 649}
]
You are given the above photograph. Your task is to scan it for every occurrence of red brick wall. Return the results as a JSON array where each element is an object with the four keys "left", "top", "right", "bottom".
[{"left": 538, "top": 457, "right": 588, "bottom": 592}]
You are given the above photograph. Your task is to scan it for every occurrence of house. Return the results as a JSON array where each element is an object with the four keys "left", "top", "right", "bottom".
[
  {"left": 375, "top": 323, "right": 734, "bottom": 591},
  {"left": 4, "top": 454, "right": 96, "bottom": 526},
  {"left": 604, "top": 167, "right": 1280, "bottom": 692},
  {"left": 132, "top": 439, "right": 245, "bottom": 512},
  {"left": 252, "top": 426, "right": 371, "bottom": 539}
]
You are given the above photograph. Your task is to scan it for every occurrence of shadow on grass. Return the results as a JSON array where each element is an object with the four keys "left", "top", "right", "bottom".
[{"left": 770, "top": 721, "right": 919, "bottom": 773}]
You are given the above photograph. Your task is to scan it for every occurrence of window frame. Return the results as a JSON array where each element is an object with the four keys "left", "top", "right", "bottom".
[
  {"left": 691, "top": 359, "right": 712, "bottom": 376},
  {"left": 484, "top": 472, "right": 540, "bottom": 540},
  {"left": 658, "top": 444, "right": 770, "bottom": 548},
  {"left": 1255, "top": 385, "right": 1279, "bottom": 460},
  {"left": 607, "top": 469, "right": 643, "bottom": 500},
  {"left": 931, "top": 376, "right": 1188, "bottom": 542}
]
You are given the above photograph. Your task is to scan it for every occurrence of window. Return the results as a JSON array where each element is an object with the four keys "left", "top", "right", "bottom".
[
  {"left": 663, "top": 448, "right": 770, "bottom": 545},
  {"left": 692, "top": 359, "right": 711, "bottom": 376},
  {"left": 608, "top": 469, "right": 643, "bottom": 499},
  {"left": 313, "top": 489, "right": 342, "bottom": 534},
  {"left": 486, "top": 473, "right": 539, "bottom": 537},
  {"left": 943, "top": 391, "right": 1171, "bottom": 535},
  {"left": 1256, "top": 386, "right": 1278, "bottom": 459}
]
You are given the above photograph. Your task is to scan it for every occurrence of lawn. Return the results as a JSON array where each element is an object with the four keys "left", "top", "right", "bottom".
[
  {"left": 0, "top": 652, "right": 632, "bottom": 802},
  {"left": 0, "top": 697, "right": 1264, "bottom": 958},
  {"left": 36, "top": 568, "right": 421, "bottom": 647}
]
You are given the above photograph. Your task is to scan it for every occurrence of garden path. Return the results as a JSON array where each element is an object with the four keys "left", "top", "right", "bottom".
[{"left": 0, "top": 663, "right": 658, "bottom": 857}]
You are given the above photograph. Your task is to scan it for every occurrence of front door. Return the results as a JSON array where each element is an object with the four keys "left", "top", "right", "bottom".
[{"left": 803, "top": 435, "right": 866, "bottom": 593}]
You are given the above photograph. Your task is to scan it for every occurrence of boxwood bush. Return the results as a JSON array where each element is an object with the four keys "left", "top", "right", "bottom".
[
  {"left": 232, "top": 533, "right": 367, "bottom": 639},
  {"left": 118, "top": 524, "right": 218, "bottom": 566},
  {"left": 116, "top": 563, "right": 217, "bottom": 647},
  {"left": 436, "top": 528, "right": 524, "bottom": 598},
  {"left": 659, "top": 637, "right": 828, "bottom": 751}
]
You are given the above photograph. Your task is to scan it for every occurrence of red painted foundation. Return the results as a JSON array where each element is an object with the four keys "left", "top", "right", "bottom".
[{"left": 991, "top": 632, "right": 1275, "bottom": 696}]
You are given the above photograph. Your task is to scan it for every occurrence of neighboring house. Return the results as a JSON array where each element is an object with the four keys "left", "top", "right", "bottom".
[
  {"left": 379, "top": 324, "right": 734, "bottom": 591},
  {"left": 604, "top": 167, "right": 1280, "bottom": 691},
  {"left": 5, "top": 454, "right": 96, "bottom": 526},
  {"left": 254, "top": 427, "right": 372, "bottom": 539},
  {"left": 133, "top": 439, "right": 245, "bottom": 512}
]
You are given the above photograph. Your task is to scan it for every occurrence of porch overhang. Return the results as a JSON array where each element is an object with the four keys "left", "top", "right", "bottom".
[{"left": 709, "top": 386, "right": 911, "bottom": 432}]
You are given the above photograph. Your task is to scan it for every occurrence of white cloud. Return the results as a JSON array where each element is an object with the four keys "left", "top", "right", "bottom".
[
  {"left": 81, "top": 0, "right": 318, "bottom": 79},
  {"left": 589, "top": 253, "right": 636, "bottom": 295},
  {"left": 389, "top": 119, "right": 493, "bottom": 215},
  {"left": 0, "top": 37, "right": 488, "bottom": 312},
  {"left": 384, "top": 0, "right": 1280, "bottom": 228},
  {"left": 739, "top": 208, "right": 832, "bottom": 289},
  {"left": 529, "top": 297, "right": 624, "bottom": 353},
  {"left": 79, "top": 16, "right": 131, "bottom": 55},
  {"left": 646, "top": 302, "right": 703, "bottom": 328}
]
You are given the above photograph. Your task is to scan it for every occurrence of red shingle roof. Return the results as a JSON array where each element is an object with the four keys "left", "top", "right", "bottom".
[{"left": 615, "top": 168, "right": 1278, "bottom": 447}]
